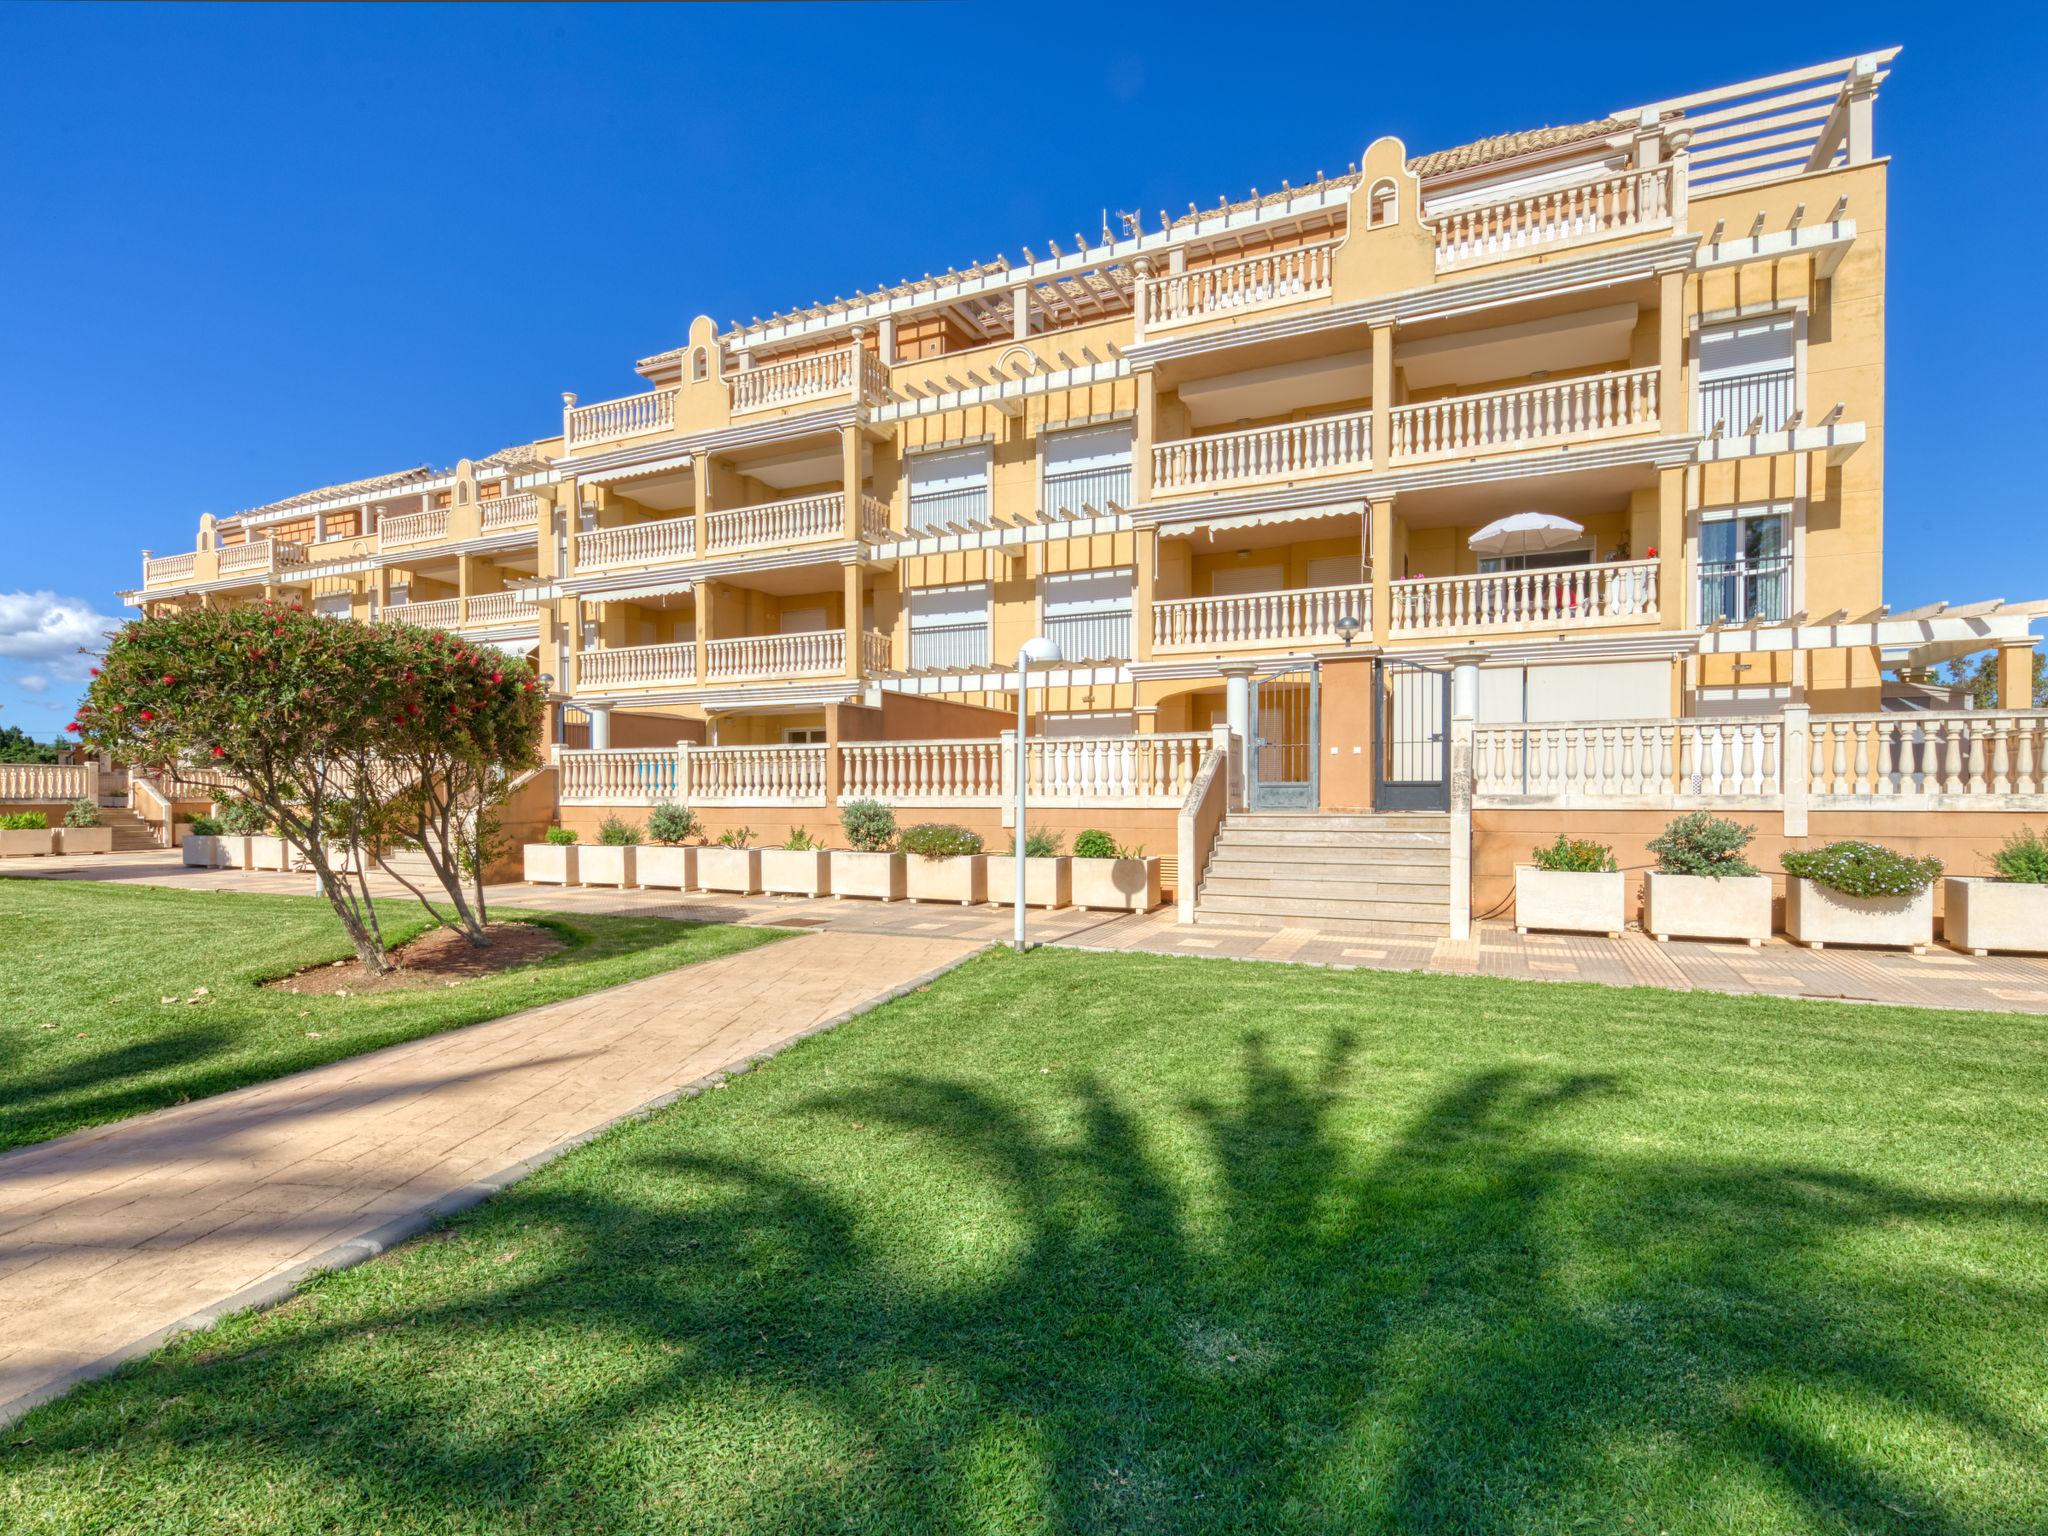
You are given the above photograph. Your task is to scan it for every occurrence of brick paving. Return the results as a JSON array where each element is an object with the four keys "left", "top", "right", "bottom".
[{"left": 0, "top": 927, "right": 979, "bottom": 1425}]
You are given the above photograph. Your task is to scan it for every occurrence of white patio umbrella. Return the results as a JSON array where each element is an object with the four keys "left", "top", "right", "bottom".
[{"left": 1466, "top": 512, "right": 1585, "bottom": 558}]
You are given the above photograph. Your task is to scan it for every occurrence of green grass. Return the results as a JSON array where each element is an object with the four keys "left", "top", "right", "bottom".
[
  {"left": 5, "top": 948, "right": 2047, "bottom": 1534},
  {"left": 0, "top": 879, "right": 783, "bottom": 1151}
]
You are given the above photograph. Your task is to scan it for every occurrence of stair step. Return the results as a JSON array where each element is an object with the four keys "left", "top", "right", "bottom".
[
  {"left": 1196, "top": 892, "right": 1449, "bottom": 923},
  {"left": 1192, "top": 910, "right": 1447, "bottom": 939},
  {"left": 1201, "top": 873, "right": 1450, "bottom": 899},
  {"left": 1226, "top": 814, "right": 1449, "bottom": 832},
  {"left": 1212, "top": 833, "right": 1450, "bottom": 855}
]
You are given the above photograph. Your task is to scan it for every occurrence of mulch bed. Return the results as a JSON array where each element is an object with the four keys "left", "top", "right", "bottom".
[{"left": 264, "top": 921, "right": 565, "bottom": 995}]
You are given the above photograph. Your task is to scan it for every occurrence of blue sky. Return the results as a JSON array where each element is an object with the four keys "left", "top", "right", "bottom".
[{"left": 2, "top": 2, "right": 2040, "bottom": 737}]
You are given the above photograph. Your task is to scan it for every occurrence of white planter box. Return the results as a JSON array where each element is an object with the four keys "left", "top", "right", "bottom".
[
  {"left": 1071, "top": 856, "right": 1162, "bottom": 912},
  {"left": 248, "top": 835, "right": 291, "bottom": 871},
  {"left": 987, "top": 855, "right": 1072, "bottom": 910},
  {"left": 637, "top": 845, "right": 696, "bottom": 891},
  {"left": 1514, "top": 865, "right": 1624, "bottom": 938},
  {"left": 579, "top": 844, "right": 637, "bottom": 888},
  {"left": 762, "top": 848, "right": 832, "bottom": 896},
  {"left": 524, "top": 844, "right": 579, "bottom": 885},
  {"left": 55, "top": 826, "right": 114, "bottom": 855},
  {"left": 697, "top": 846, "right": 763, "bottom": 894},
  {"left": 1942, "top": 877, "right": 2048, "bottom": 956},
  {"left": 182, "top": 834, "right": 231, "bottom": 868},
  {"left": 0, "top": 827, "right": 53, "bottom": 858},
  {"left": 1643, "top": 871, "right": 1772, "bottom": 946},
  {"left": 1784, "top": 877, "right": 1933, "bottom": 952},
  {"left": 830, "top": 850, "right": 905, "bottom": 901},
  {"left": 906, "top": 853, "right": 986, "bottom": 905}
]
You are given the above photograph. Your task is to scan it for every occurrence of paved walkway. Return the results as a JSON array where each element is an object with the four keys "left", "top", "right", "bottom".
[{"left": 0, "top": 928, "right": 978, "bottom": 1425}]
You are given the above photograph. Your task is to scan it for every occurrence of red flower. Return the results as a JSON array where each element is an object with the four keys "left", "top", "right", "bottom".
[
  {"left": 89, "top": 666, "right": 100, "bottom": 677},
  {"left": 490, "top": 671, "right": 502, "bottom": 684},
  {"left": 160, "top": 674, "right": 176, "bottom": 686},
  {"left": 138, "top": 709, "right": 155, "bottom": 721},
  {"left": 211, "top": 746, "right": 225, "bottom": 758},
  {"left": 1645, "top": 546, "right": 1659, "bottom": 558},
  {"left": 65, "top": 721, "right": 81, "bottom": 733}
]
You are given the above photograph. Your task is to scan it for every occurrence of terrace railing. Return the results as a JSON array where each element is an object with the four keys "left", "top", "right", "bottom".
[{"left": 1429, "top": 164, "right": 1674, "bottom": 271}]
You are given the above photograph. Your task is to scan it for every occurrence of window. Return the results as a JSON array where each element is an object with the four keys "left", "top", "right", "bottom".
[
  {"left": 906, "top": 445, "right": 990, "bottom": 532},
  {"left": 1041, "top": 424, "right": 1132, "bottom": 515},
  {"left": 778, "top": 606, "right": 828, "bottom": 634},
  {"left": 1368, "top": 178, "right": 1398, "bottom": 228},
  {"left": 1041, "top": 567, "right": 1133, "bottom": 662},
  {"left": 1477, "top": 548, "right": 1593, "bottom": 574},
  {"left": 908, "top": 583, "right": 990, "bottom": 671},
  {"left": 1698, "top": 314, "right": 1796, "bottom": 435},
  {"left": 783, "top": 727, "right": 826, "bottom": 744},
  {"left": 1698, "top": 508, "right": 1789, "bottom": 623},
  {"left": 312, "top": 593, "right": 354, "bottom": 620},
  {"left": 691, "top": 347, "right": 708, "bottom": 382}
]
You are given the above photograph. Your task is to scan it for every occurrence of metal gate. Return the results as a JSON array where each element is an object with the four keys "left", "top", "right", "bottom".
[
  {"left": 1375, "top": 659, "right": 1451, "bottom": 811},
  {"left": 1250, "top": 663, "right": 1320, "bottom": 810}
]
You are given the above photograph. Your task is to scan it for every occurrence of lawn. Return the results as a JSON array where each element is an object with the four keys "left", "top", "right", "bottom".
[
  {"left": 0, "top": 879, "right": 783, "bottom": 1151},
  {"left": 4, "top": 947, "right": 2046, "bottom": 1534}
]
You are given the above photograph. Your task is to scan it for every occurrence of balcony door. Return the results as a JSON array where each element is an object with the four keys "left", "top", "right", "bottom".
[
  {"left": 1698, "top": 508, "right": 1789, "bottom": 624},
  {"left": 1042, "top": 424, "right": 1132, "bottom": 516},
  {"left": 907, "top": 445, "right": 990, "bottom": 533},
  {"left": 1697, "top": 314, "right": 1796, "bottom": 436},
  {"left": 908, "top": 583, "right": 991, "bottom": 671},
  {"left": 1041, "top": 568, "right": 1133, "bottom": 663}
]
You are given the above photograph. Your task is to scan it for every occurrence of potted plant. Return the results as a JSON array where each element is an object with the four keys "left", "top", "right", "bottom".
[
  {"left": 1069, "top": 828, "right": 1162, "bottom": 912},
  {"left": 989, "top": 827, "right": 1071, "bottom": 910},
  {"left": 763, "top": 827, "right": 832, "bottom": 896},
  {"left": 580, "top": 815, "right": 641, "bottom": 888},
  {"left": 1514, "top": 833, "right": 1623, "bottom": 937},
  {"left": 524, "top": 824, "right": 580, "bottom": 885},
  {"left": 697, "top": 826, "right": 763, "bottom": 894},
  {"left": 181, "top": 812, "right": 230, "bottom": 868},
  {"left": 638, "top": 801, "right": 700, "bottom": 891},
  {"left": 830, "top": 798, "right": 905, "bottom": 901},
  {"left": 1943, "top": 826, "right": 2048, "bottom": 956},
  {"left": 55, "top": 798, "right": 113, "bottom": 855},
  {"left": 901, "top": 822, "right": 986, "bottom": 904},
  {"left": 0, "top": 811, "right": 53, "bottom": 858},
  {"left": 1782, "top": 840, "right": 1942, "bottom": 952},
  {"left": 1642, "top": 812, "right": 1771, "bottom": 946},
  {"left": 217, "top": 797, "right": 277, "bottom": 869}
]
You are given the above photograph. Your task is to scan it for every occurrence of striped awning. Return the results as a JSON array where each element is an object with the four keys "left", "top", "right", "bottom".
[{"left": 1160, "top": 501, "right": 1364, "bottom": 538}]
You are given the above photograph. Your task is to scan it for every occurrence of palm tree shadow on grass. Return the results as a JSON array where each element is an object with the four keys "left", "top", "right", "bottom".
[{"left": 9, "top": 1030, "right": 2045, "bottom": 1534}]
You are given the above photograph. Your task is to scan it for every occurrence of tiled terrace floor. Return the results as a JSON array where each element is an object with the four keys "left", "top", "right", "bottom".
[{"left": 12, "top": 848, "right": 2048, "bottom": 1014}]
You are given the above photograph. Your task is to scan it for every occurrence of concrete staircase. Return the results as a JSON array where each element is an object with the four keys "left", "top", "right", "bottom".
[
  {"left": 99, "top": 807, "right": 166, "bottom": 852},
  {"left": 1193, "top": 811, "right": 1452, "bottom": 937}
]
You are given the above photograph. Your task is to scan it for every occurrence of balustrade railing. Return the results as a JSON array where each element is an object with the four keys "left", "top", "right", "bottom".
[
  {"left": 1804, "top": 712, "right": 2048, "bottom": 803},
  {"left": 480, "top": 492, "right": 542, "bottom": 531},
  {"left": 378, "top": 509, "right": 449, "bottom": 548},
  {"left": 218, "top": 538, "right": 308, "bottom": 574},
  {"left": 1390, "top": 368, "right": 1660, "bottom": 462},
  {"left": 558, "top": 748, "right": 684, "bottom": 806},
  {"left": 707, "top": 493, "right": 843, "bottom": 553},
  {"left": 1151, "top": 410, "right": 1371, "bottom": 495},
  {"left": 1027, "top": 733, "right": 1209, "bottom": 806},
  {"left": 1430, "top": 164, "right": 1673, "bottom": 270},
  {"left": 463, "top": 590, "right": 539, "bottom": 625},
  {"left": 730, "top": 344, "right": 889, "bottom": 414},
  {"left": 389, "top": 598, "right": 462, "bottom": 629},
  {"left": 1153, "top": 583, "right": 1368, "bottom": 651},
  {"left": 1388, "top": 559, "right": 1660, "bottom": 636},
  {"left": 704, "top": 630, "right": 845, "bottom": 681},
  {"left": 144, "top": 551, "right": 197, "bottom": 584},
  {"left": 684, "top": 745, "right": 827, "bottom": 805},
  {"left": 565, "top": 388, "right": 677, "bottom": 449},
  {"left": 1475, "top": 718, "right": 1783, "bottom": 804},
  {"left": 1139, "top": 240, "right": 1339, "bottom": 327},
  {"left": 840, "top": 740, "right": 1004, "bottom": 804},
  {"left": 0, "top": 763, "right": 92, "bottom": 802},
  {"left": 576, "top": 642, "right": 697, "bottom": 689},
  {"left": 577, "top": 514, "right": 697, "bottom": 569}
]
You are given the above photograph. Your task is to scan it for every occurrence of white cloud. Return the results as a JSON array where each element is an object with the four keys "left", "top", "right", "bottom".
[
  {"left": 15, "top": 674, "right": 49, "bottom": 693},
  {"left": 0, "top": 591, "right": 123, "bottom": 680}
]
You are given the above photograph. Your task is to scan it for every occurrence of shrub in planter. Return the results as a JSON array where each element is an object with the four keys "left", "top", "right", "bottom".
[
  {"left": 1782, "top": 840, "right": 1941, "bottom": 952},
  {"left": 62, "top": 798, "right": 102, "bottom": 828},
  {"left": 187, "top": 814, "right": 223, "bottom": 837},
  {"left": 1069, "top": 828, "right": 1161, "bottom": 912},
  {"left": 182, "top": 813, "right": 228, "bottom": 867},
  {"left": 990, "top": 828, "right": 1070, "bottom": 910},
  {"left": 697, "top": 842, "right": 763, "bottom": 894},
  {"left": 639, "top": 805, "right": 698, "bottom": 889},
  {"left": 716, "top": 826, "right": 756, "bottom": 848},
  {"left": 543, "top": 826, "right": 579, "bottom": 845},
  {"left": 581, "top": 817, "right": 640, "bottom": 886},
  {"left": 1642, "top": 812, "right": 1771, "bottom": 946},
  {"left": 1515, "top": 834, "right": 1624, "bottom": 937},
  {"left": 0, "top": 810, "right": 53, "bottom": 858},
  {"left": 901, "top": 823, "right": 986, "bottom": 904},
  {"left": 217, "top": 798, "right": 269, "bottom": 836},
  {"left": 597, "top": 816, "right": 643, "bottom": 846},
  {"left": 763, "top": 828, "right": 832, "bottom": 896},
  {"left": 1944, "top": 826, "right": 2048, "bottom": 956},
  {"left": 56, "top": 797, "right": 111, "bottom": 853},
  {"left": 647, "top": 802, "right": 701, "bottom": 846},
  {"left": 840, "top": 799, "right": 897, "bottom": 852},
  {"left": 525, "top": 824, "right": 579, "bottom": 885}
]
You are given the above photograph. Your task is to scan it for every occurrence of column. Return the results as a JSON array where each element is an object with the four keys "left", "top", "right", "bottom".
[
  {"left": 1133, "top": 527, "right": 1157, "bottom": 661},
  {"left": 693, "top": 581, "right": 713, "bottom": 683},
  {"left": 1781, "top": 701, "right": 1810, "bottom": 838},
  {"left": 1656, "top": 467, "right": 1685, "bottom": 630},
  {"left": 876, "top": 315, "right": 895, "bottom": 365},
  {"left": 1131, "top": 704, "right": 1159, "bottom": 736},
  {"left": 692, "top": 455, "right": 711, "bottom": 560},
  {"left": 1221, "top": 661, "right": 1256, "bottom": 811},
  {"left": 587, "top": 703, "right": 612, "bottom": 751},
  {"left": 842, "top": 562, "right": 864, "bottom": 678},
  {"left": 1131, "top": 368, "right": 1156, "bottom": 502},
  {"left": 1369, "top": 498, "right": 1394, "bottom": 645},
  {"left": 840, "top": 425, "right": 864, "bottom": 541},
  {"left": 1011, "top": 282, "right": 1031, "bottom": 343},
  {"left": 1447, "top": 655, "right": 1482, "bottom": 942},
  {"left": 1996, "top": 639, "right": 2037, "bottom": 710},
  {"left": 1658, "top": 268, "right": 1684, "bottom": 434},
  {"left": 1370, "top": 323, "right": 1394, "bottom": 466}
]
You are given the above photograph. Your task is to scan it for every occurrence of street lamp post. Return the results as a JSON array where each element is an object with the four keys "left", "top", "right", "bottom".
[{"left": 1012, "top": 636, "right": 1063, "bottom": 953}]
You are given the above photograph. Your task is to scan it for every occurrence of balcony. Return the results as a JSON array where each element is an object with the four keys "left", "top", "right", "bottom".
[
  {"left": 1153, "top": 583, "right": 1369, "bottom": 653},
  {"left": 479, "top": 492, "right": 543, "bottom": 532},
  {"left": 1138, "top": 240, "right": 1339, "bottom": 330},
  {"left": 1429, "top": 164, "right": 1674, "bottom": 272},
  {"left": 702, "top": 629, "right": 890, "bottom": 683},
  {"left": 384, "top": 591, "right": 540, "bottom": 632},
  {"left": 576, "top": 641, "right": 696, "bottom": 689},
  {"left": 1388, "top": 368, "right": 1660, "bottom": 463},
  {"left": 565, "top": 388, "right": 678, "bottom": 451},
  {"left": 1387, "top": 558, "right": 1660, "bottom": 638},
  {"left": 378, "top": 509, "right": 448, "bottom": 550},
  {"left": 142, "top": 551, "right": 197, "bottom": 586},
  {"left": 577, "top": 515, "right": 696, "bottom": 571},
  {"left": 728, "top": 344, "right": 891, "bottom": 415},
  {"left": 1150, "top": 410, "right": 1372, "bottom": 496},
  {"left": 217, "top": 538, "right": 309, "bottom": 578}
]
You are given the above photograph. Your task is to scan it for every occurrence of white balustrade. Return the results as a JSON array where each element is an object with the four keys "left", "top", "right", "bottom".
[
  {"left": 462, "top": 589, "right": 539, "bottom": 625},
  {"left": 1151, "top": 410, "right": 1371, "bottom": 495},
  {"left": 1389, "top": 560, "right": 1660, "bottom": 636},
  {"left": 0, "top": 763, "right": 92, "bottom": 802},
  {"left": 1804, "top": 712, "right": 2048, "bottom": 804},
  {"left": 1474, "top": 718, "right": 1782, "bottom": 805},
  {"left": 1153, "top": 584, "right": 1369, "bottom": 651},
  {"left": 839, "top": 740, "right": 1004, "bottom": 804},
  {"left": 565, "top": 388, "right": 677, "bottom": 449},
  {"left": 1027, "top": 733, "right": 1209, "bottom": 806},
  {"left": 861, "top": 630, "right": 893, "bottom": 673},
  {"left": 480, "top": 492, "right": 542, "bottom": 531},
  {"left": 558, "top": 748, "right": 685, "bottom": 806},
  {"left": 1431, "top": 165, "right": 1673, "bottom": 270},
  {"left": 1390, "top": 368, "right": 1660, "bottom": 461},
  {"left": 388, "top": 598, "right": 462, "bottom": 629},
  {"left": 218, "top": 537, "right": 308, "bottom": 574},
  {"left": 704, "top": 631, "right": 845, "bottom": 681},
  {"left": 859, "top": 493, "right": 895, "bottom": 542},
  {"left": 683, "top": 745, "right": 827, "bottom": 806},
  {"left": 144, "top": 551, "right": 196, "bottom": 584},
  {"left": 576, "top": 642, "right": 697, "bottom": 689},
  {"left": 706, "top": 494, "right": 843, "bottom": 553},
  {"left": 1140, "top": 240, "right": 1339, "bottom": 327},
  {"left": 377, "top": 509, "right": 449, "bottom": 548},
  {"left": 577, "top": 514, "right": 697, "bottom": 569},
  {"left": 730, "top": 345, "right": 889, "bottom": 413}
]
